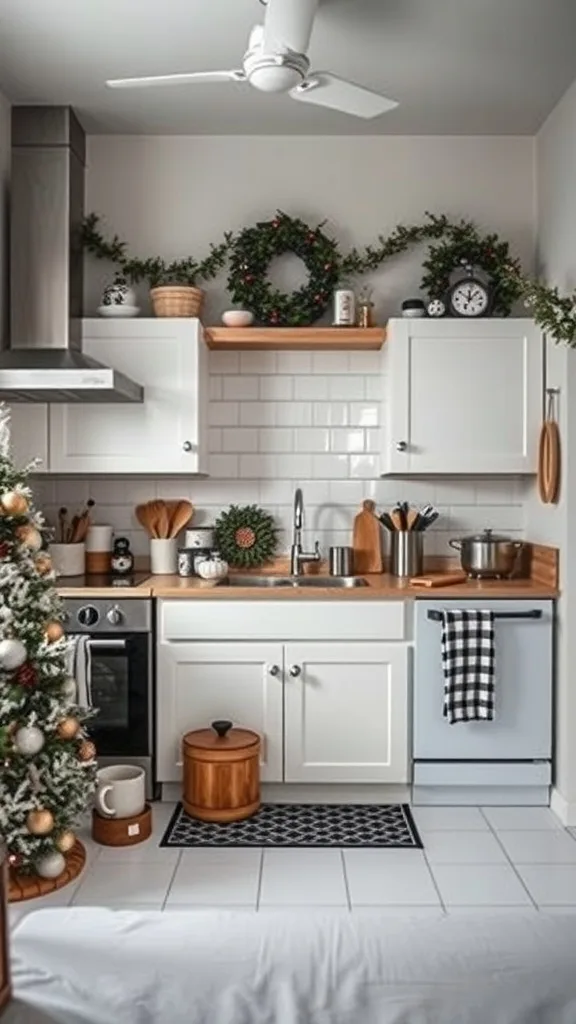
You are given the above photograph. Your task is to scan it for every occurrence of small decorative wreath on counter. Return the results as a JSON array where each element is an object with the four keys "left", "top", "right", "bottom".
[
  {"left": 214, "top": 504, "right": 279, "bottom": 569},
  {"left": 226, "top": 211, "right": 341, "bottom": 326}
]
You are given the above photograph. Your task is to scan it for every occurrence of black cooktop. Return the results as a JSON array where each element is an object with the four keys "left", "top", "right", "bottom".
[{"left": 59, "top": 572, "right": 151, "bottom": 590}]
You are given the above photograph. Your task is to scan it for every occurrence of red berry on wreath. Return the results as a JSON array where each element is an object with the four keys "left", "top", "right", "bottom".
[{"left": 16, "top": 662, "right": 38, "bottom": 688}]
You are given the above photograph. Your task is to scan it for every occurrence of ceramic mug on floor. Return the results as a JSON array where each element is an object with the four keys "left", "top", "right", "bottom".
[{"left": 95, "top": 765, "right": 146, "bottom": 819}]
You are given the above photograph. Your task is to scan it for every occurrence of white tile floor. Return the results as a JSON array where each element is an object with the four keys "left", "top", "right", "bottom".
[{"left": 9, "top": 803, "right": 576, "bottom": 927}]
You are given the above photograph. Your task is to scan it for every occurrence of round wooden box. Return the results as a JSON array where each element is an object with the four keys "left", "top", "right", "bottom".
[
  {"left": 182, "top": 720, "right": 261, "bottom": 823},
  {"left": 92, "top": 804, "right": 152, "bottom": 846}
]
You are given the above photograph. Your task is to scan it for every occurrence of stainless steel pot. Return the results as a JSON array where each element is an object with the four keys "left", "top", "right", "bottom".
[{"left": 449, "top": 529, "right": 523, "bottom": 579}]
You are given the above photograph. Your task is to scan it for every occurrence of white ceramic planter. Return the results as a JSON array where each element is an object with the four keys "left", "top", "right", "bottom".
[
  {"left": 150, "top": 538, "right": 177, "bottom": 575},
  {"left": 49, "top": 543, "right": 86, "bottom": 577}
]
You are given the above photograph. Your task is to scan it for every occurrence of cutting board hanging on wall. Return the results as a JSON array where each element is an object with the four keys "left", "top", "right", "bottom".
[{"left": 353, "top": 499, "right": 383, "bottom": 574}]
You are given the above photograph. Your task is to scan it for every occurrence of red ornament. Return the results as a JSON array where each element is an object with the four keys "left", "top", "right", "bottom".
[
  {"left": 272, "top": 219, "right": 280, "bottom": 228},
  {"left": 16, "top": 662, "right": 38, "bottom": 688},
  {"left": 270, "top": 311, "right": 279, "bottom": 324},
  {"left": 244, "top": 274, "right": 254, "bottom": 284},
  {"left": 324, "top": 262, "right": 333, "bottom": 271},
  {"left": 0, "top": 542, "right": 9, "bottom": 559},
  {"left": 307, "top": 232, "right": 316, "bottom": 243}
]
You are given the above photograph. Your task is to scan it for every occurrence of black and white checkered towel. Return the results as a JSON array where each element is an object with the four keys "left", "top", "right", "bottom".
[{"left": 441, "top": 610, "right": 495, "bottom": 724}]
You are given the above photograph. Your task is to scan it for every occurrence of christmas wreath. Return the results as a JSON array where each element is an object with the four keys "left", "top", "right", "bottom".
[
  {"left": 227, "top": 212, "right": 341, "bottom": 326},
  {"left": 215, "top": 505, "right": 279, "bottom": 569}
]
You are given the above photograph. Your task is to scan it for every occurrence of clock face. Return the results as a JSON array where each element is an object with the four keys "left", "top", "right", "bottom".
[{"left": 450, "top": 280, "right": 489, "bottom": 317}]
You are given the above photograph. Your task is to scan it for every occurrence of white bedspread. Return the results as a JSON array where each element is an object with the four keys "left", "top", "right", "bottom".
[{"left": 7, "top": 907, "right": 576, "bottom": 1023}]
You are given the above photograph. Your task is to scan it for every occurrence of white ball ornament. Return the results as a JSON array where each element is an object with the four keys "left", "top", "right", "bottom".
[
  {"left": 0, "top": 638, "right": 27, "bottom": 670},
  {"left": 36, "top": 851, "right": 66, "bottom": 879},
  {"left": 14, "top": 725, "right": 45, "bottom": 755}
]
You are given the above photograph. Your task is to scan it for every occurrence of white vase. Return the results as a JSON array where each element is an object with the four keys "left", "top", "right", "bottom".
[{"left": 150, "top": 538, "right": 177, "bottom": 575}]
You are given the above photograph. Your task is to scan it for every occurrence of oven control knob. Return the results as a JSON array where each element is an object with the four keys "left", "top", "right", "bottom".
[
  {"left": 106, "top": 605, "right": 123, "bottom": 626},
  {"left": 77, "top": 605, "right": 99, "bottom": 627}
]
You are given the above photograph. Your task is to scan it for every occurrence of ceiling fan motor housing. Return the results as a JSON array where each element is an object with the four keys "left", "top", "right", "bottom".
[{"left": 243, "top": 51, "right": 309, "bottom": 93}]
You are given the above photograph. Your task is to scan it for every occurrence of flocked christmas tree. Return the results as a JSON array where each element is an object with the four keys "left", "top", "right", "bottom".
[{"left": 0, "top": 406, "right": 97, "bottom": 878}]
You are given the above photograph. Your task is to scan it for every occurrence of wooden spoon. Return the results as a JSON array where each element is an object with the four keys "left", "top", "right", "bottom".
[
  {"left": 135, "top": 502, "right": 158, "bottom": 538},
  {"left": 168, "top": 500, "right": 193, "bottom": 538},
  {"left": 156, "top": 501, "right": 171, "bottom": 540}
]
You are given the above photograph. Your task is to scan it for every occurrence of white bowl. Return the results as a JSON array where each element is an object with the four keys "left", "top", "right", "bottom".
[
  {"left": 97, "top": 305, "right": 140, "bottom": 318},
  {"left": 222, "top": 309, "right": 254, "bottom": 327}
]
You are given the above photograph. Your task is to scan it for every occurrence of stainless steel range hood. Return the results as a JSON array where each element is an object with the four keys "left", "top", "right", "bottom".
[{"left": 0, "top": 106, "right": 143, "bottom": 403}]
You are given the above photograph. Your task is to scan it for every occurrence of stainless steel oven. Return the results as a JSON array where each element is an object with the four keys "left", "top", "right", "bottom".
[{"left": 63, "top": 597, "right": 154, "bottom": 797}]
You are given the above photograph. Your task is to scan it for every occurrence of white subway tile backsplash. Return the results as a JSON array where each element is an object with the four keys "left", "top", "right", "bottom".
[
  {"left": 328, "top": 480, "right": 364, "bottom": 505},
  {"left": 329, "top": 376, "right": 365, "bottom": 400},
  {"left": 275, "top": 403, "right": 313, "bottom": 427},
  {"left": 276, "top": 351, "right": 312, "bottom": 374},
  {"left": 313, "top": 403, "right": 349, "bottom": 427},
  {"left": 239, "top": 402, "right": 276, "bottom": 427},
  {"left": 239, "top": 453, "right": 312, "bottom": 479},
  {"left": 209, "top": 401, "right": 239, "bottom": 427},
  {"left": 349, "top": 454, "right": 380, "bottom": 479},
  {"left": 258, "top": 480, "right": 295, "bottom": 505},
  {"left": 260, "top": 376, "right": 293, "bottom": 401},
  {"left": 209, "top": 376, "right": 223, "bottom": 401},
  {"left": 208, "top": 454, "right": 239, "bottom": 478},
  {"left": 294, "top": 376, "right": 329, "bottom": 401},
  {"left": 294, "top": 428, "right": 330, "bottom": 453},
  {"left": 209, "top": 351, "right": 240, "bottom": 374},
  {"left": 259, "top": 428, "right": 294, "bottom": 453},
  {"left": 239, "top": 351, "right": 277, "bottom": 375},
  {"left": 348, "top": 351, "right": 383, "bottom": 374},
  {"left": 223, "top": 376, "right": 259, "bottom": 401},
  {"left": 222, "top": 428, "right": 259, "bottom": 453},
  {"left": 365, "top": 429, "right": 380, "bottom": 453},
  {"left": 311, "top": 352, "right": 349, "bottom": 374},
  {"left": 208, "top": 428, "right": 222, "bottom": 453},
  {"left": 365, "top": 377, "right": 383, "bottom": 401},
  {"left": 312, "top": 454, "right": 349, "bottom": 479},
  {"left": 330, "top": 429, "right": 365, "bottom": 453},
  {"left": 349, "top": 403, "right": 380, "bottom": 428}
]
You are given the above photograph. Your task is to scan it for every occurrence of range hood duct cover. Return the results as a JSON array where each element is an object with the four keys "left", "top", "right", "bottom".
[{"left": 0, "top": 106, "right": 143, "bottom": 403}]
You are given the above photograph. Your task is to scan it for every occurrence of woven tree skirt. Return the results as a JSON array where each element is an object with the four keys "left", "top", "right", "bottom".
[{"left": 9, "top": 840, "right": 86, "bottom": 903}]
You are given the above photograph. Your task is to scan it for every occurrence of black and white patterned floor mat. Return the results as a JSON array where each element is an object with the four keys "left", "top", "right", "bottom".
[{"left": 160, "top": 803, "right": 422, "bottom": 849}]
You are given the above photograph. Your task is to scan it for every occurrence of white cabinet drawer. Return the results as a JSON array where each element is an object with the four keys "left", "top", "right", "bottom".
[{"left": 159, "top": 600, "right": 405, "bottom": 641}]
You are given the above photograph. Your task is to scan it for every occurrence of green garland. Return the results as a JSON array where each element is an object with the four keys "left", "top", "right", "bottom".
[
  {"left": 82, "top": 211, "right": 576, "bottom": 345},
  {"left": 227, "top": 211, "right": 340, "bottom": 327},
  {"left": 215, "top": 505, "right": 278, "bottom": 569}
]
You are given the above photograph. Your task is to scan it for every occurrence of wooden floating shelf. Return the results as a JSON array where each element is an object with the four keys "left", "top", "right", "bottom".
[{"left": 205, "top": 326, "right": 386, "bottom": 351}]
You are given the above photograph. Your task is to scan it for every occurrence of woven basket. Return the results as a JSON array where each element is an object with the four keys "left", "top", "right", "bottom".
[{"left": 150, "top": 285, "right": 204, "bottom": 318}]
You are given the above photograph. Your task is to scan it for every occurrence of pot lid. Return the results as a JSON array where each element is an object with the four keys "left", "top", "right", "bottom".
[
  {"left": 457, "top": 528, "right": 515, "bottom": 544},
  {"left": 184, "top": 720, "right": 260, "bottom": 751}
]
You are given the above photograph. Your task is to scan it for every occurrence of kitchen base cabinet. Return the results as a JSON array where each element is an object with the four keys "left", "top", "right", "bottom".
[
  {"left": 49, "top": 318, "right": 208, "bottom": 474},
  {"left": 284, "top": 643, "right": 408, "bottom": 784},
  {"left": 157, "top": 642, "right": 284, "bottom": 784}
]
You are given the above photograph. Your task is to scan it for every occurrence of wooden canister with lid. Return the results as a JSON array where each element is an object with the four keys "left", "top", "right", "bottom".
[{"left": 182, "top": 720, "right": 261, "bottom": 823}]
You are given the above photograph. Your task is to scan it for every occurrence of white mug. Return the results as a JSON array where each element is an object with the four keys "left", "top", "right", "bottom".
[{"left": 95, "top": 765, "right": 146, "bottom": 819}]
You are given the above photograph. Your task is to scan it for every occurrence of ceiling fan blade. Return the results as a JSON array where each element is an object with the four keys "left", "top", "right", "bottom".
[
  {"left": 106, "top": 70, "right": 246, "bottom": 90},
  {"left": 263, "top": 0, "right": 318, "bottom": 54},
  {"left": 291, "top": 72, "right": 398, "bottom": 119}
]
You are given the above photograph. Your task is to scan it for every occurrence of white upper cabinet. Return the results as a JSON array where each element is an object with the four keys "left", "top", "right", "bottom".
[
  {"left": 383, "top": 318, "right": 542, "bottom": 475},
  {"left": 49, "top": 319, "right": 208, "bottom": 474},
  {"left": 7, "top": 405, "right": 49, "bottom": 471}
]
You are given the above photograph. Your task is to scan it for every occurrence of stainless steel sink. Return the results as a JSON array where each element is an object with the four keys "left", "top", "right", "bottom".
[{"left": 222, "top": 575, "right": 368, "bottom": 588}]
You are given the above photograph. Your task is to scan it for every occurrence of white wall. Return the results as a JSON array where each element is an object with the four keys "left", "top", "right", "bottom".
[
  {"left": 50, "top": 133, "right": 535, "bottom": 556},
  {"left": 83, "top": 134, "right": 536, "bottom": 322},
  {"left": 529, "top": 77, "right": 576, "bottom": 821},
  {"left": 0, "top": 93, "right": 9, "bottom": 343}
]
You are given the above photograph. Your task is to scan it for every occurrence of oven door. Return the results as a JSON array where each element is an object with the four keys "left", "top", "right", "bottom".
[{"left": 87, "top": 634, "right": 151, "bottom": 757}]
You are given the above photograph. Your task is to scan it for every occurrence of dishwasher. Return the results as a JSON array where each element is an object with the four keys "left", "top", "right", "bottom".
[{"left": 413, "top": 599, "right": 553, "bottom": 805}]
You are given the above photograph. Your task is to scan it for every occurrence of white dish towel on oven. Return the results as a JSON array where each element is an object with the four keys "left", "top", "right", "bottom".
[
  {"left": 64, "top": 635, "right": 92, "bottom": 708},
  {"left": 441, "top": 609, "right": 495, "bottom": 723}
]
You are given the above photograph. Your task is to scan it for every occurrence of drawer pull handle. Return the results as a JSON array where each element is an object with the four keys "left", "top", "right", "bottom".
[
  {"left": 268, "top": 664, "right": 281, "bottom": 677},
  {"left": 289, "top": 664, "right": 301, "bottom": 677},
  {"left": 427, "top": 609, "right": 543, "bottom": 622}
]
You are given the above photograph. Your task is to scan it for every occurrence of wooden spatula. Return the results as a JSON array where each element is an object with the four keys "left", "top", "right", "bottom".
[
  {"left": 156, "top": 501, "right": 171, "bottom": 540},
  {"left": 168, "top": 499, "right": 193, "bottom": 538},
  {"left": 135, "top": 502, "right": 157, "bottom": 538}
]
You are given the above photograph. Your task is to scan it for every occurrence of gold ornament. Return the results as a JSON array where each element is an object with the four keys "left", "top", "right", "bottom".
[
  {"left": 78, "top": 739, "right": 96, "bottom": 762},
  {"left": 35, "top": 552, "right": 52, "bottom": 576},
  {"left": 56, "top": 716, "right": 80, "bottom": 740},
  {"left": 26, "top": 808, "right": 54, "bottom": 836},
  {"left": 1, "top": 491, "right": 29, "bottom": 516},
  {"left": 55, "top": 830, "right": 76, "bottom": 853},
  {"left": 16, "top": 524, "right": 42, "bottom": 551},
  {"left": 45, "top": 621, "right": 64, "bottom": 643}
]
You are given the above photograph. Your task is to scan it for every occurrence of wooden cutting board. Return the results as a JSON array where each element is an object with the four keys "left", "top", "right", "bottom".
[
  {"left": 352, "top": 499, "right": 383, "bottom": 574},
  {"left": 409, "top": 572, "right": 467, "bottom": 588}
]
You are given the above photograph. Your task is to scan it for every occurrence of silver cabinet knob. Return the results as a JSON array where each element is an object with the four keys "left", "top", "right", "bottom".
[
  {"left": 182, "top": 441, "right": 193, "bottom": 452},
  {"left": 268, "top": 664, "right": 280, "bottom": 676},
  {"left": 396, "top": 440, "right": 407, "bottom": 452},
  {"left": 106, "top": 605, "right": 123, "bottom": 626},
  {"left": 289, "top": 665, "right": 301, "bottom": 677}
]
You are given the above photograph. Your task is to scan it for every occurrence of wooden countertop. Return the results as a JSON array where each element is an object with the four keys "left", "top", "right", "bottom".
[{"left": 144, "top": 574, "right": 559, "bottom": 600}]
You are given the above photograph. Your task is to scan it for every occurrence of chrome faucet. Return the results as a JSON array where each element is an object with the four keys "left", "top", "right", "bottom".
[{"left": 290, "top": 487, "right": 321, "bottom": 576}]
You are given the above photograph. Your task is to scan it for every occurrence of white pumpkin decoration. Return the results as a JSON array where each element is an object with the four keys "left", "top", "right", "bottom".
[{"left": 197, "top": 554, "right": 229, "bottom": 581}]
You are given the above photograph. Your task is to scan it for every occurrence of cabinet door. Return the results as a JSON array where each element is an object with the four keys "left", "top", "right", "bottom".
[
  {"left": 284, "top": 642, "right": 408, "bottom": 783},
  {"left": 156, "top": 642, "right": 284, "bottom": 783},
  {"left": 384, "top": 318, "right": 541, "bottom": 474},
  {"left": 7, "top": 404, "right": 49, "bottom": 470},
  {"left": 49, "top": 319, "right": 208, "bottom": 474}
]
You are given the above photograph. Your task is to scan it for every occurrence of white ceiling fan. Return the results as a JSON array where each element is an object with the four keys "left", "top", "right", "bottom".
[{"left": 106, "top": 0, "right": 398, "bottom": 120}]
